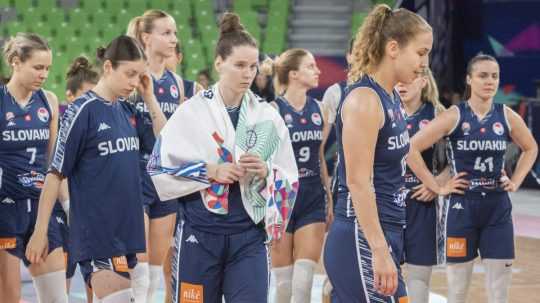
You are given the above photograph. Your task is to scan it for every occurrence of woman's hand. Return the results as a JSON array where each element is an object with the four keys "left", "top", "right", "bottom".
[
  {"left": 238, "top": 153, "right": 268, "bottom": 179},
  {"left": 372, "top": 246, "right": 398, "bottom": 296},
  {"left": 137, "top": 72, "right": 154, "bottom": 101},
  {"left": 411, "top": 183, "right": 437, "bottom": 202},
  {"left": 25, "top": 230, "right": 49, "bottom": 265},
  {"left": 207, "top": 163, "right": 245, "bottom": 184},
  {"left": 438, "top": 172, "right": 469, "bottom": 196}
]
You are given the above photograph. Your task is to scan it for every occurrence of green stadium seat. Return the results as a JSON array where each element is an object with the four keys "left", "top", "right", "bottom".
[
  {"left": 80, "top": 0, "right": 104, "bottom": 11},
  {"left": 233, "top": 0, "right": 252, "bottom": 13},
  {"left": 148, "top": 0, "right": 171, "bottom": 11},
  {"left": 5, "top": 22, "right": 26, "bottom": 37},
  {"left": 67, "top": 8, "right": 90, "bottom": 29},
  {"left": 90, "top": 9, "right": 114, "bottom": 29},
  {"left": 22, "top": 7, "right": 45, "bottom": 23},
  {"left": 113, "top": 9, "right": 134, "bottom": 28},
  {"left": 173, "top": 0, "right": 192, "bottom": 18},
  {"left": 44, "top": 7, "right": 66, "bottom": 29},
  {"left": 104, "top": 0, "right": 127, "bottom": 13},
  {"left": 192, "top": 0, "right": 213, "bottom": 13},
  {"left": 373, "top": 0, "right": 395, "bottom": 7},
  {"left": 35, "top": 0, "right": 58, "bottom": 10},
  {"left": 13, "top": 0, "right": 33, "bottom": 14},
  {"left": 351, "top": 12, "right": 368, "bottom": 34}
]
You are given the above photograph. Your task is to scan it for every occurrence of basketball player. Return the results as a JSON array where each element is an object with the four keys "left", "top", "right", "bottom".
[
  {"left": 407, "top": 53, "right": 538, "bottom": 303},
  {"left": 265, "top": 48, "right": 332, "bottom": 303},
  {"left": 0, "top": 32, "right": 67, "bottom": 303},
  {"left": 26, "top": 35, "right": 166, "bottom": 303},
  {"left": 323, "top": 5, "right": 465, "bottom": 302}
]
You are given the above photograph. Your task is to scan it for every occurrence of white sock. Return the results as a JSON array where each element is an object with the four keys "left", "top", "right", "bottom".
[
  {"left": 147, "top": 264, "right": 162, "bottom": 303},
  {"left": 322, "top": 276, "right": 333, "bottom": 296},
  {"left": 101, "top": 289, "right": 134, "bottom": 303},
  {"left": 406, "top": 264, "right": 432, "bottom": 303},
  {"left": 131, "top": 262, "right": 150, "bottom": 303},
  {"left": 484, "top": 259, "right": 513, "bottom": 303},
  {"left": 447, "top": 261, "right": 474, "bottom": 303},
  {"left": 32, "top": 270, "right": 68, "bottom": 303},
  {"left": 272, "top": 265, "right": 293, "bottom": 303},
  {"left": 291, "top": 259, "right": 317, "bottom": 303}
]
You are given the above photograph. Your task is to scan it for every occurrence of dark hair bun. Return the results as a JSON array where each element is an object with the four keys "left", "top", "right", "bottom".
[
  {"left": 96, "top": 46, "right": 107, "bottom": 60},
  {"left": 219, "top": 13, "right": 244, "bottom": 35},
  {"left": 67, "top": 56, "right": 91, "bottom": 78}
]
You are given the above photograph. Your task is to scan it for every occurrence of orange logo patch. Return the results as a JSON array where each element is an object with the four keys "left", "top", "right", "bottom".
[
  {"left": 399, "top": 296, "right": 409, "bottom": 303},
  {"left": 447, "top": 237, "right": 467, "bottom": 257},
  {"left": 112, "top": 256, "right": 129, "bottom": 272},
  {"left": 0, "top": 238, "right": 16, "bottom": 249},
  {"left": 179, "top": 282, "right": 203, "bottom": 303}
]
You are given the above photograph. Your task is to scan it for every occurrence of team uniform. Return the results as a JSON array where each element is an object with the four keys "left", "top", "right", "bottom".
[
  {"left": 403, "top": 102, "right": 440, "bottom": 266},
  {"left": 323, "top": 75, "right": 410, "bottom": 303},
  {"left": 135, "top": 70, "right": 182, "bottom": 219},
  {"left": 50, "top": 91, "right": 146, "bottom": 285},
  {"left": 275, "top": 96, "right": 326, "bottom": 233},
  {"left": 322, "top": 80, "right": 347, "bottom": 206},
  {"left": 0, "top": 85, "right": 64, "bottom": 266},
  {"left": 444, "top": 102, "right": 513, "bottom": 262},
  {"left": 172, "top": 105, "right": 269, "bottom": 303}
]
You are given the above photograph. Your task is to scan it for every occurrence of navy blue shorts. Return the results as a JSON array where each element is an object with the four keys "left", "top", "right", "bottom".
[
  {"left": 56, "top": 207, "right": 78, "bottom": 279},
  {"left": 172, "top": 221, "right": 269, "bottom": 303},
  {"left": 0, "top": 199, "right": 64, "bottom": 266},
  {"left": 444, "top": 191, "right": 514, "bottom": 263},
  {"left": 286, "top": 176, "right": 326, "bottom": 233},
  {"left": 404, "top": 196, "right": 438, "bottom": 266},
  {"left": 79, "top": 254, "right": 138, "bottom": 288},
  {"left": 142, "top": 173, "right": 178, "bottom": 219},
  {"left": 324, "top": 218, "right": 408, "bottom": 303}
]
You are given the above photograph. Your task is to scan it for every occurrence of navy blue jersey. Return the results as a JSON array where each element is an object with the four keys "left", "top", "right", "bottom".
[
  {"left": 50, "top": 91, "right": 145, "bottom": 261},
  {"left": 0, "top": 86, "right": 52, "bottom": 200},
  {"left": 135, "top": 70, "right": 181, "bottom": 156},
  {"left": 183, "top": 79, "right": 196, "bottom": 101},
  {"left": 446, "top": 102, "right": 510, "bottom": 192},
  {"left": 404, "top": 102, "right": 436, "bottom": 188},
  {"left": 275, "top": 96, "right": 324, "bottom": 178},
  {"left": 335, "top": 75, "right": 410, "bottom": 225}
]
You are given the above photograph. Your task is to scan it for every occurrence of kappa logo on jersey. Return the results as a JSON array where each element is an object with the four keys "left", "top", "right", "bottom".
[
  {"left": 37, "top": 107, "right": 49, "bottom": 123},
  {"left": 5, "top": 111, "right": 14, "bottom": 121},
  {"left": 419, "top": 119, "right": 430, "bottom": 129},
  {"left": 185, "top": 234, "right": 199, "bottom": 244},
  {"left": 55, "top": 216, "right": 65, "bottom": 225},
  {"left": 452, "top": 202, "right": 464, "bottom": 210},
  {"left": 6, "top": 120, "right": 15, "bottom": 127},
  {"left": 492, "top": 122, "right": 504, "bottom": 135},
  {"left": 461, "top": 122, "right": 471, "bottom": 135},
  {"left": 180, "top": 282, "right": 203, "bottom": 303},
  {"left": 311, "top": 112, "right": 322, "bottom": 126},
  {"left": 98, "top": 122, "right": 111, "bottom": 132},
  {"left": 17, "top": 171, "right": 45, "bottom": 188},
  {"left": 1, "top": 197, "right": 15, "bottom": 204},
  {"left": 170, "top": 84, "right": 179, "bottom": 98}
]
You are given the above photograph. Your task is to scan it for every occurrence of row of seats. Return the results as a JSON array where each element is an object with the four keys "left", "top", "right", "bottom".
[{"left": 0, "top": 0, "right": 292, "bottom": 99}]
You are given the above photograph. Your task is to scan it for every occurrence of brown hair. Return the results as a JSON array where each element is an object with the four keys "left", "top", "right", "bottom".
[
  {"left": 3, "top": 32, "right": 50, "bottom": 69},
  {"left": 348, "top": 4, "right": 431, "bottom": 83},
  {"left": 260, "top": 48, "right": 310, "bottom": 95},
  {"left": 463, "top": 53, "right": 498, "bottom": 100},
  {"left": 215, "top": 12, "right": 257, "bottom": 60},
  {"left": 127, "top": 9, "right": 171, "bottom": 49},
  {"left": 66, "top": 56, "right": 99, "bottom": 94},
  {"left": 96, "top": 35, "right": 146, "bottom": 69}
]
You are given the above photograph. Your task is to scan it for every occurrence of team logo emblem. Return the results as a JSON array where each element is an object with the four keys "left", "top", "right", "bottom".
[
  {"left": 158, "top": 87, "right": 165, "bottom": 95},
  {"left": 300, "top": 118, "right": 307, "bottom": 124},
  {"left": 461, "top": 122, "right": 470, "bottom": 136},
  {"left": 419, "top": 119, "right": 430, "bottom": 129},
  {"left": 480, "top": 127, "right": 486, "bottom": 134},
  {"left": 407, "top": 124, "right": 412, "bottom": 130},
  {"left": 37, "top": 107, "right": 49, "bottom": 123},
  {"left": 170, "top": 84, "right": 179, "bottom": 98},
  {"left": 5, "top": 112, "right": 14, "bottom": 121},
  {"left": 130, "top": 117, "right": 136, "bottom": 127},
  {"left": 284, "top": 114, "right": 293, "bottom": 124},
  {"left": 24, "top": 114, "right": 31, "bottom": 122},
  {"left": 311, "top": 113, "right": 322, "bottom": 126},
  {"left": 492, "top": 122, "right": 504, "bottom": 135}
]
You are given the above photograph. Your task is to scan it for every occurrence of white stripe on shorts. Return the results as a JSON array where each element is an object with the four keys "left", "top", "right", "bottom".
[{"left": 172, "top": 220, "right": 185, "bottom": 303}]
